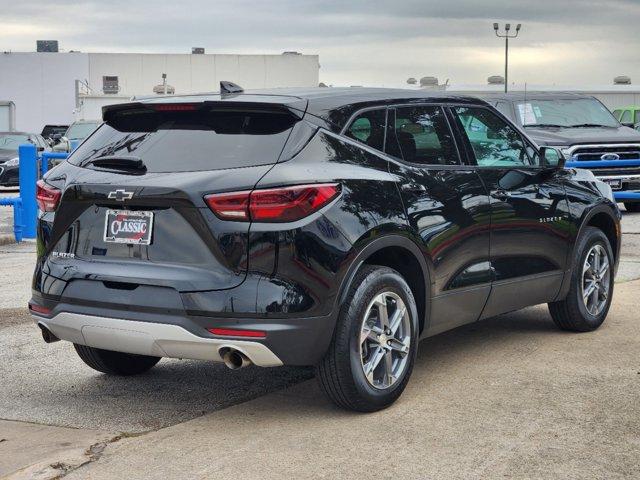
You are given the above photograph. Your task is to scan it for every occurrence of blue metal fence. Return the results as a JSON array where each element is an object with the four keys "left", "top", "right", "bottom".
[{"left": 0, "top": 143, "right": 70, "bottom": 243}]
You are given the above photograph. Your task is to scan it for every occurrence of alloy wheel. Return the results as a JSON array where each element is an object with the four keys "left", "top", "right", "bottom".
[
  {"left": 359, "top": 291, "right": 411, "bottom": 390},
  {"left": 581, "top": 244, "right": 611, "bottom": 316}
]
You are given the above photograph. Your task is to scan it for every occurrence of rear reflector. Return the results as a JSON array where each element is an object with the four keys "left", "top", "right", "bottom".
[
  {"left": 204, "top": 183, "right": 340, "bottom": 223},
  {"left": 36, "top": 180, "right": 62, "bottom": 212},
  {"left": 29, "top": 303, "right": 52, "bottom": 316},
  {"left": 208, "top": 328, "right": 266, "bottom": 338}
]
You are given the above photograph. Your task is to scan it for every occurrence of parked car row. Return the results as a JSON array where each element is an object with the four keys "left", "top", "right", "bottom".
[
  {"left": 51, "top": 120, "right": 102, "bottom": 153},
  {"left": 0, "top": 131, "right": 50, "bottom": 187},
  {"left": 0, "top": 121, "right": 101, "bottom": 186}
]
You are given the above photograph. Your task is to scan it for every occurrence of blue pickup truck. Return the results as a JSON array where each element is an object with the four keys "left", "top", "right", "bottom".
[{"left": 481, "top": 92, "right": 640, "bottom": 212}]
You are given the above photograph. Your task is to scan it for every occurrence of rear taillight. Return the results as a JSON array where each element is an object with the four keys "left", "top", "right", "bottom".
[
  {"left": 204, "top": 183, "right": 340, "bottom": 222},
  {"left": 36, "top": 180, "right": 61, "bottom": 212}
]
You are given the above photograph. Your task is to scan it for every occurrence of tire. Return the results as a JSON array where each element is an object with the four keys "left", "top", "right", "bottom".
[
  {"left": 624, "top": 202, "right": 640, "bottom": 213},
  {"left": 74, "top": 344, "right": 160, "bottom": 375},
  {"left": 548, "top": 227, "right": 614, "bottom": 332},
  {"left": 316, "top": 265, "right": 420, "bottom": 412}
]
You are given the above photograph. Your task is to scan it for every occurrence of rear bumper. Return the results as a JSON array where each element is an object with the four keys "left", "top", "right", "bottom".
[{"left": 34, "top": 311, "right": 284, "bottom": 367}]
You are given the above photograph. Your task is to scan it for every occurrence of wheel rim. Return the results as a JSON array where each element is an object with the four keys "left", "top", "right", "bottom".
[
  {"left": 359, "top": 291, "right": 411, "bottom": 390},
  {"left": 581, "top": 244, "right": 611, "bottom": 316}
]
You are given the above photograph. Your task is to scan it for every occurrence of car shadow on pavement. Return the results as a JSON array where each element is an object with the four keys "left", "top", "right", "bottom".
[{"left": 0, "top": 305, "right": 571, "bottom": 431}]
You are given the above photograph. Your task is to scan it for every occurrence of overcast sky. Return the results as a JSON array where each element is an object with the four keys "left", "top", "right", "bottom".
[{"left": 2, "top": 0, "right": 639, "bottom": 87}]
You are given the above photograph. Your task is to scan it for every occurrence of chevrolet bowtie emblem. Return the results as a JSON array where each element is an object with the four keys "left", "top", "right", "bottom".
[{"left": 107, "top": 189, "right": 134, "bottom": 201}]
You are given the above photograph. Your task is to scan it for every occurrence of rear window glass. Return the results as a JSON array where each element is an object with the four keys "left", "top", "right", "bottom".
[{"left": 69, "top": 107, "right": 297, "bottom": 172}]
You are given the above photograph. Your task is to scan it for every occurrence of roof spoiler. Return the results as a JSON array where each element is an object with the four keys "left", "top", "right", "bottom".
[
  {"left": 102, "top": 99, "right": 307, "bottom": 123},
  {"left": 220, "top": 81, "right": 244, "bottom": 95}
]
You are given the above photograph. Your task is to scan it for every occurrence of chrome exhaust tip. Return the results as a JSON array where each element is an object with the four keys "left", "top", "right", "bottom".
[
  {"left": 38, "top": 323, "right": 60, "bottom": 343},
  {"left": 220, "top": 348, "right": 252, "bottom": 369}
]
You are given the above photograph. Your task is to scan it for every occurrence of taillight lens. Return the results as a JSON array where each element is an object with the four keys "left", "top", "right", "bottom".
[
  {"left": 204, "top": 183, "right": 340, "bottom": 222},
  {"left": 36, "top": 180, "right": 62, "bottom": 212}
]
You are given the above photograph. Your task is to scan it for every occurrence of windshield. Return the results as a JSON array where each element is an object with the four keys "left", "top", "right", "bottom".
[
  {"left": 66, "top": 122, "right": 100, "bottom": 140},
  {"left": 516, "top": 98, "right": 619, "bottom": 128},
  {"left": 0, "top": 134, "right": 30, "bottom": 151}
]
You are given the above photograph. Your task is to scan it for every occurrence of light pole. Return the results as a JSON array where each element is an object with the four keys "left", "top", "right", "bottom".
[{"left": 493, "top": 23, "right": 521, "bottom": 93}]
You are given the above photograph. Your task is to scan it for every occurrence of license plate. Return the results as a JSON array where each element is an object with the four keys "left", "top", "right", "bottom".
[
  {"left": 104, "top": 209, "right": 154, "bottom": 245},
  {"left": 603, "top": 179, "right": 622, "bottom": 190}
]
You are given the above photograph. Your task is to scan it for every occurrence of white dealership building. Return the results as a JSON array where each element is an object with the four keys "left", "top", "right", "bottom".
[{"left": 0, "top": 51, "right": 320, "bottom": 133}]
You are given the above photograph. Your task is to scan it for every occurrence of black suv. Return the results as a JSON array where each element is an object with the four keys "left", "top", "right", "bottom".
[{"left": 30, "top": 86, "right": 621, "bottom": 412}]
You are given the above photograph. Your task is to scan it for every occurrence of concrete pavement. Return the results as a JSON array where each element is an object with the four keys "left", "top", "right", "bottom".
[
  {"left": 62, "top": 279, "right": 640, "bottom": 479},
  {"left": 1, "top": 210, "right": 640, "bottom": 479}
]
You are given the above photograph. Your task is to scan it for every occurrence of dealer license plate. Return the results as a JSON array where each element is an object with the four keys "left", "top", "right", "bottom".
[{"left": 104, "top": 209, "right": 154, "bottom": 245}]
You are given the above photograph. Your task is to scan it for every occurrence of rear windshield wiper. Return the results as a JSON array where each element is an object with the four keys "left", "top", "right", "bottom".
[{"left": 82, "top": 156, "right": 147, "bottom": 173}]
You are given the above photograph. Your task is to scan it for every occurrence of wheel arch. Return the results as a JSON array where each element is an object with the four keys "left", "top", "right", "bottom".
[
  {"left": 556, "top": 203, "right": 620, "bottom": 301},
  {"left": 336, "top": 235, "right": 432, "bottom": 334}
]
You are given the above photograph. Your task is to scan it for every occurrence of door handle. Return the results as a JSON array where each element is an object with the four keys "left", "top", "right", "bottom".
[
  {"left": 401, "top": 183, "right": 427, "bottom": 193},
  {"left": 491, "top": 189, "right": 512, "bottom": 201}
]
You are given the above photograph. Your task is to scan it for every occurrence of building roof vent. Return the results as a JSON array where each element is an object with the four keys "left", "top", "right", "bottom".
[
  {"left": 488, "top": 75, "right": 505, "bottom": 85},
  {"left": 419, "top": 76, "right": 439, "bottom": 87},
  {"left": 192, "top": 47, "right": 205, "bottom": 54},
  {"left": 153, "top": 83, "right": 175, "bottom": 95},
  {"left": 614, "top": 75, "right": 631, "bottom": 85},
  {"left": 37, "top": 40, "right": 59, "bottom": 53},
  {"left": 282, "top": 51, "right": 301, "bottom": 55},
  {"left": 407, "top": 77, "right": 417, "bottom": 85}
]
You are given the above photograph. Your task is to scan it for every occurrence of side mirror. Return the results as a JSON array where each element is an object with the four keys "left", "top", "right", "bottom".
[
  {"left": 37, "top": 146, "right": 45, "bottom": 152},
  {"left": 539, "top": 146, "right": 566, "bottom": 169}
]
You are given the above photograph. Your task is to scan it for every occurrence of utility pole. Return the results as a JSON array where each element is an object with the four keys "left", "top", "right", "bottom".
[{"left": 493, "top": 23, "right": 522, "bottom": 93}]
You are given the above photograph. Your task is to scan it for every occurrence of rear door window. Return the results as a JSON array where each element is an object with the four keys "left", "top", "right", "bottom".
[
  {"left": 69, "top": 106, "right": 298, "bottom": 172},
  {"left": 387, "top": 106, "right": 459, "bottom": 165}
]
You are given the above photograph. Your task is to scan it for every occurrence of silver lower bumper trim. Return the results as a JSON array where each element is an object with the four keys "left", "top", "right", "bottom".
[{"left": 34, "top": 312, "right": 283, "bottom": 367}]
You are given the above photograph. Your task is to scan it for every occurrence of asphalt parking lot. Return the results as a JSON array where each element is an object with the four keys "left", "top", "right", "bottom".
[{"left": 1, "top": 210, "right": 639, "bottom": 479}]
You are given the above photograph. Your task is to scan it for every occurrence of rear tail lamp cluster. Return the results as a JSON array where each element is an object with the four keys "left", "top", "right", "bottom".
[
  {"left": 36, "top": 180, "right": 62, "bottom": 212},
  {"left": 204, "top": 183, "right": 340, "bottom": 222}
]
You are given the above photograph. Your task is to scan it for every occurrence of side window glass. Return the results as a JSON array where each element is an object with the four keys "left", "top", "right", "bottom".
[
  {"left": 613, "top": 110, "right": 622, "bottom": 120},
  {"left": 345, "top": 109, "right": 386, "bottom": 152},
  {"left": 454, "top": 107, "right": 537, "bottom": 167},
  {"left": 620, "top": 110, "right": 632, "bottom": 123},
  {"left": 386, "top": 106, "right": 459, "bottom": 165}
]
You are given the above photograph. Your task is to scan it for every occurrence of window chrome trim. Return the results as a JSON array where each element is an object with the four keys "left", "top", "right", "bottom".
[{"left": 320, "top": 128, "right": 474, "bottom": 171}]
